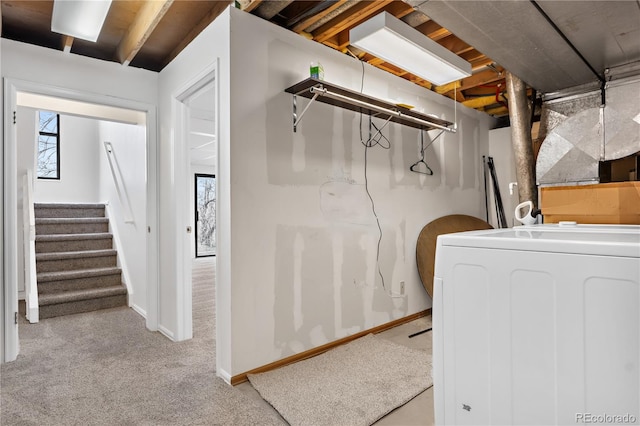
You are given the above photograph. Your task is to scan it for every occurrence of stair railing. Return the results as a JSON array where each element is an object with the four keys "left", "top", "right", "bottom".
[
  {"left": 23, "top": 170, "right": 39, "bottom": 323},
  {"left": 103, "top": 141, "right": 134, "bottom": 223}
]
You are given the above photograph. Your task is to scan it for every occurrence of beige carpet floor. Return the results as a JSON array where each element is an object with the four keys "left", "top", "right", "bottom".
[
  {"left": 1, "top": 258, "right": 286, "bottom": 426},
  {"left": 248, "top": 333, "right": 432, "bottom": 426},
  {"left": 2, "top": 258, "right": 434, "bottom": 425}
]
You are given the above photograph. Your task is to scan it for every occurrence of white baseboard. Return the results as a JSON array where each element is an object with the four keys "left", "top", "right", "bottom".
[
  {"left": 158, "top": 324, "right": 175, "bottom": 341},
  {"left": 217, "top": 368, "right": 232, "bottom": 385},
  {"left": 131, "top": 303, "right": 146, "bottom": 319}
]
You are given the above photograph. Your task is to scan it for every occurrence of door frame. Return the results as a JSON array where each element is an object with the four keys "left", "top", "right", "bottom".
[
  {"left": 3, "top": 78, "right": 159, "bottom": 362},
  {"left": 172, "top": 62, "right": 218, "bottom": 343}
]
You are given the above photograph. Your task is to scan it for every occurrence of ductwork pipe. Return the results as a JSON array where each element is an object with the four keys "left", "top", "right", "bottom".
[{"left": 506, "top": 71, "right": 538, "bottom": 208}]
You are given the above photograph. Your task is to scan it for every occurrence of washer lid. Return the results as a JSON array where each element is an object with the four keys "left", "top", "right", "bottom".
[{"left": 438, "top": 224, "right": 640, "bottom": 258}]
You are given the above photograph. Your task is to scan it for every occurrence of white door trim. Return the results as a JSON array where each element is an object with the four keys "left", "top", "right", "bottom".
[
  {"left": 2, "top": 78, "right": 159, "bottom": 362},
  {"left": 172, "top": 61, "right": 218, "bottom": 343}
]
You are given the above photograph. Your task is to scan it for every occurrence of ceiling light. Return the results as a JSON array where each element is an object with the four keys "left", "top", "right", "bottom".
[
  {"left": 350, "top": 12, "right": 472, "bottom": 86},
  {"left": 52, "top": 0, "right": 112, "bottom": 42}
]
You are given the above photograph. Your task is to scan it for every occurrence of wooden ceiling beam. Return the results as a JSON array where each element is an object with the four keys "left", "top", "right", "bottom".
[
  {"left": 61, "top": 35, "right": 74, "bottom": 53},
  {"left": 458, "top": 67, "right": 505, "bottom": 92},
  {"left": 241, "top": 0, "right": 263, "bottom": 13},
  {"left": 401, "top": 10, "right": 431, "bottom": 28},
  {"left": 470, "top": 57, "right": 496, "bottom": 71},
  {"left": 459, "top": 49, "right": 486, "bottom": 63},
  {"left": 292, "top": 0, "right": 348, "bottom": 33},
  {"left": 116, "top": 0, "right": 174, "bottom": 66},
  {"left": 254, "top": 0, "right": 293, "bottom": 20},
  {"left": 436, "top": 34, "right": 473, "bottom": 56},
  {"left": 312, "top": 0, "right": 394, "bottom": 43},
  {"left": 414, "top": 20, "right": 450, "bottom": 41},
  {"left": 327, "top": 1, "right": 414, "bottom": 50}
]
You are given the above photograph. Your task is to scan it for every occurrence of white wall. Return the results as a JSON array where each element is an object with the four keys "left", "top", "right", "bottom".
[
  {"left": 488, "top": 127, "right": 519, "bottom": 227},
  {"left": 16, "top": 110, "right": 101, "bottom": 295},
  {"left": 34, "top": 114, "right": 101, "bottom": 203},
  {"left": 225, "top": 8, "right": 493, "bottom": 375},
  {"left": 15, "top": 106, "right": 38, "bottom": 296},
  {"left": 2, "top": 39, "right": 159, "bottom": 349},
  {"left": 1, "top": 39, "right": 157, "bottom": 105},
  {"left": 98, "top": 121, "right": 147, "bottom": 314},
  {"left": 157, "top": 8, "right": 230, "bottom": 359}
]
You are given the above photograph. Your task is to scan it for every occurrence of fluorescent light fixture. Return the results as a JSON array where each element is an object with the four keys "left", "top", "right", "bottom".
[
  {"left": 350, "top": 12, "right": 472, "bottom": 86},
  {"left": 52, "top": 0, "right": 112, "bottom": 42}
]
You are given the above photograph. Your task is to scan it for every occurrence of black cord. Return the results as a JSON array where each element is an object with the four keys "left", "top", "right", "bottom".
[
  {"left": 351, "top": 50, "right": 388, "bottom": 293},
  {"left": 364, "top": 141, "right": 386, "bottom": 291}
]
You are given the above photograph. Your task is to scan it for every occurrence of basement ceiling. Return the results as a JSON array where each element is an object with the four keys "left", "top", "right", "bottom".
[{"left": 2, "top": 0, "right": 639, "bottom": 119}]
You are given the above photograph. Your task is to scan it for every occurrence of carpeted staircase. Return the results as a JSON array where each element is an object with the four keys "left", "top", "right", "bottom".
[{"left": 34, "top": 203, "right": 128, "bottom": 319}]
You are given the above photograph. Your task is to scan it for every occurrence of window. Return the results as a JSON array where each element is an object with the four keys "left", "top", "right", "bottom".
[
  {"left": 37, "top": 111, "right": 60, "bottom": 179},
  {"left": 195, "top": 174, "right": 216, "bottom": 257}
]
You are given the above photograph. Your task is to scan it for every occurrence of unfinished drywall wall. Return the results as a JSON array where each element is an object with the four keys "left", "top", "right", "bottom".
[
  {"left": 98, "top": 121, "right": 147, "bottom": 315},
  {"left": 226, "top": 7, "right": 493, "bottom": 375}
]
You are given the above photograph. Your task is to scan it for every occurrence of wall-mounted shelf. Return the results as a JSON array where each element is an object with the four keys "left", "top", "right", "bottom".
[{"left": 285, "top": 78, "right": 455, "bottom": 133}]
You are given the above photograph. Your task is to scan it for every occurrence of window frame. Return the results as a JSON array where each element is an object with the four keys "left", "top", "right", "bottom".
[{"left": 37, "top": 111, "right": 61, "bottom": 180}]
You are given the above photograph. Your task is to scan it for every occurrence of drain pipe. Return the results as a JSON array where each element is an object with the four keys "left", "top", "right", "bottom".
[{"left": 506, "top": 71, "right": 538, "bottom": 208}]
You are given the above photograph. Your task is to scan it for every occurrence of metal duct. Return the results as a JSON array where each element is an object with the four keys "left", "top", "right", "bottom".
[
  {"left": 506, "top": 71, "right": 538, "bottom": 207},
  {"left": 536, "top": 76, "right": 640, "bottom": 186}
]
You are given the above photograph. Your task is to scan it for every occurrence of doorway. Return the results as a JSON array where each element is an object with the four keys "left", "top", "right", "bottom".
[
  {"left": 173, "top": 65, "right": 218, "bottom": 344},
  {"left": 3, "top": 79, "right": 158, "bottom": 363}
]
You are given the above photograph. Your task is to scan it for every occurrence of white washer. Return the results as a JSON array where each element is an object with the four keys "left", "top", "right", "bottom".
[{"left": 433, "top": 224, "right": 640, "bottom": 425}]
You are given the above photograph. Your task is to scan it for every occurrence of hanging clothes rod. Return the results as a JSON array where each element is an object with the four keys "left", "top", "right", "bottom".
[{"left": 308, "top": 86, "right": 456, "bottom": 133}]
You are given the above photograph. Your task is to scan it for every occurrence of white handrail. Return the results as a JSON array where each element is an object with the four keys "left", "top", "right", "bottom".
[
  {"left": 103, "top": 141, "right": 134, "bottom": 223},
  {"left": 23, "top": 170, "right": 39, "bottom": 323}
]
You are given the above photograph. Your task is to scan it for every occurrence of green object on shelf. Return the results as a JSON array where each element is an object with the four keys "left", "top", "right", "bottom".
[{"left": 310, "top": 62, "right": 324, "bottom": 80}]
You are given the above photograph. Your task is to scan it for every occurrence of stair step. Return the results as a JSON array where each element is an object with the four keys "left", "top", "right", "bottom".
[
  {"left": 38, "top": 285, "right": 127, "bottom": 319},
  {"left": 36, "top": 217, "right": 109, "bottom": 235},
  {"left": 35, "top": 233, "right": 113, "bottom": 253},
  {"left": 36, "top": 249, "right": 117, "bottom": 273},
  {"left": 37, "top": 267, "right": 122, "bottom": 293},
  {"left": 34, "top": 203, "right": 105, "bottom": 219}
]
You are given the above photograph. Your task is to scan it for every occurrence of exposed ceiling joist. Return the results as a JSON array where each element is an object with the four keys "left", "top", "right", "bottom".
[
  {"left": 291, "top": 0, "right": 348, "bottom": 33},
  {"left": 312, "top": 0, "right": 394, "bottom": 43},
  {"left": 241, "top": 0, "right": 263, "bottom": 13},
  {"left": 303, "top": 0, "right": 359, "bottom": 33},
  {"left": 7, "top": 0, "right": 635, "bottom": 120},
  {"left": 116, "top": 0, "right": 174, "bottom": 66},
  {"left": 414, "top": 20, "right": 450, "bottom": 41},
  {"left": 254, "top": 0, "right": 293, "bottom": 20},
  {"left": 323, "top": 1, "right": 414, "bottom": 49}
]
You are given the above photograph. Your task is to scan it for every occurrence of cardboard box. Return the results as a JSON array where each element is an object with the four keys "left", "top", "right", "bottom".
[{"left": 541, "top": 182, "right": 640, "bottom": 224}]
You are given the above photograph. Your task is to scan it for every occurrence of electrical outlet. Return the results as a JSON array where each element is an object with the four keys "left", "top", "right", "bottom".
[{"left": 400, "top": 281, "right": 405, "bottom": 295}]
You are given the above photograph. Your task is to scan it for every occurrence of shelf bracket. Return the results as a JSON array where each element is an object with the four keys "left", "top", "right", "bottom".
[{"left": 293, "top": 91, "right": 320, "bottom": 132}]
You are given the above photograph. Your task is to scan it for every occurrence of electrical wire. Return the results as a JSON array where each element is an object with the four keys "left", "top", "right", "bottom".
[{"left": 349, "top": 48, "right": 393, "bottom": 295}]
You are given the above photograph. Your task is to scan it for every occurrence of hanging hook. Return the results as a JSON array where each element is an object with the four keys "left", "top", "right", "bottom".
[{"left": 410, "top": 129, "right": 434, "bottom": 176}]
